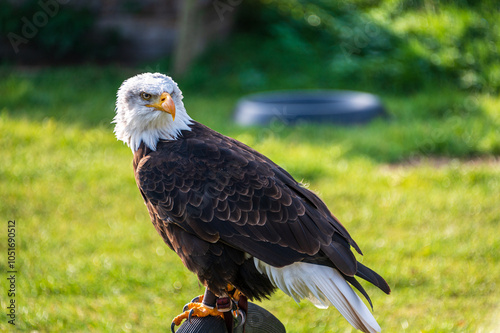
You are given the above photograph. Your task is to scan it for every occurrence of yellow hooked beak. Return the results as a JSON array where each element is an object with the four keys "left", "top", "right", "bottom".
[{"left": 146, "top": 92, "right": 176, "bottom": 120}]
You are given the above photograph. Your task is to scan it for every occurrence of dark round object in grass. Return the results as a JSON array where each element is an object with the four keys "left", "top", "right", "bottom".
[{"left": 233, "top": 90, "right": 387, "bottom": 126}]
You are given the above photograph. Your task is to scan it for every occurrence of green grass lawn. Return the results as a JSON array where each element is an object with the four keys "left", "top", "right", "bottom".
[{"left": 0, "top": 66, "right": 499, "bottom": 332}]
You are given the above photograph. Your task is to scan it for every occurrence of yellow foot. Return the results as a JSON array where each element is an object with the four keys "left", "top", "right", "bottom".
[
  {"left": 171, "top": 298, "right": 224, "bottom": 332},
  {"left": 170, "top": 289, "right": 247, "bottom": 332}
]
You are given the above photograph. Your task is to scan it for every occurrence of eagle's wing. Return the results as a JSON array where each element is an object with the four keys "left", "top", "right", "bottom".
[{"left": 136, "top": 123, "right": 366, "bottom": 277}]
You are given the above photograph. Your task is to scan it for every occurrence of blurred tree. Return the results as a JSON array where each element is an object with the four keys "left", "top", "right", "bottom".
[
  {"left": 173, "top": 0, "right": 199, "bottom": 76},
  {"left": 173, "top": 0, "right": 238, "bottom": 76}
]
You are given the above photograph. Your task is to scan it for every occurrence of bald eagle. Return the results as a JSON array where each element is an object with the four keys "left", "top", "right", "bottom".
[{"left": 113, "top": 73, "right": 390, "bottom": 333}]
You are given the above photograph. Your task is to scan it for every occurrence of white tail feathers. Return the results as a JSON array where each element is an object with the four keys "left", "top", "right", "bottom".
[{"left": 254, "top": 260, "right": 381, "bottom": 333}]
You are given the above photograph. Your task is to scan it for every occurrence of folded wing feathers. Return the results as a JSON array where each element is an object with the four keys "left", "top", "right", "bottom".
[
  {"left": 254, "top": 260, "right": 381, "bottom": 333},
  {"left": 356, "top": 262, "right": 392, "bottom": 295}
]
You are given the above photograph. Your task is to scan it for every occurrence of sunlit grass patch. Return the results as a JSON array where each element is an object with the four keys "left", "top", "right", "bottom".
[{"left": 1, "top": 100, "right": 499, "bottom": 331}]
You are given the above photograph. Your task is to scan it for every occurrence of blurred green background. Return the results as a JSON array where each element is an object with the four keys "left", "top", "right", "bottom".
[{"left": 1, "top": 0, "right": 499, "bottom": 332}]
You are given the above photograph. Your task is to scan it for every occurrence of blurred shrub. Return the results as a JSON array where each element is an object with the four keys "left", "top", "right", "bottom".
[
  {"left": 182, "top": 0, "right": 499, "bottom": 94},
  {"left": 0, "top": 0, "right": 120, "bottom": 61}
]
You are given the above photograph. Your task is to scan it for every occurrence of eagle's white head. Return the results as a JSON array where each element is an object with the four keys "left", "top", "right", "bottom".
[{"left": 113, "top": 73, "right": 192, "bottom": 152}]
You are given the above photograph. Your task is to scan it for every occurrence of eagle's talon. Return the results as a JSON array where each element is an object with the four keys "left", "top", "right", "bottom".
[
  {"left": 187, "top": 308, "right": 195, "bottom": 323},
  {"left": 190, "top": 295, "right": 203, "bottom": 304},
  {"left": 170, "top": 322, "right": 177, "bottom": 333},
  {"left": 233, "top": 309, "right": 246, "bottom": 328}
]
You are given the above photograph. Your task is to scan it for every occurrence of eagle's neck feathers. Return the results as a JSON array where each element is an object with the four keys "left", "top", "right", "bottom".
[{"left": 114, "top": 110, "right": 193, "bottom": 152}]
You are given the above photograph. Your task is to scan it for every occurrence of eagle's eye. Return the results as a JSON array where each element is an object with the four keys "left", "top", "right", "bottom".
[{"left": 140, "top": 92, "right": 152, "bottom": 100}]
